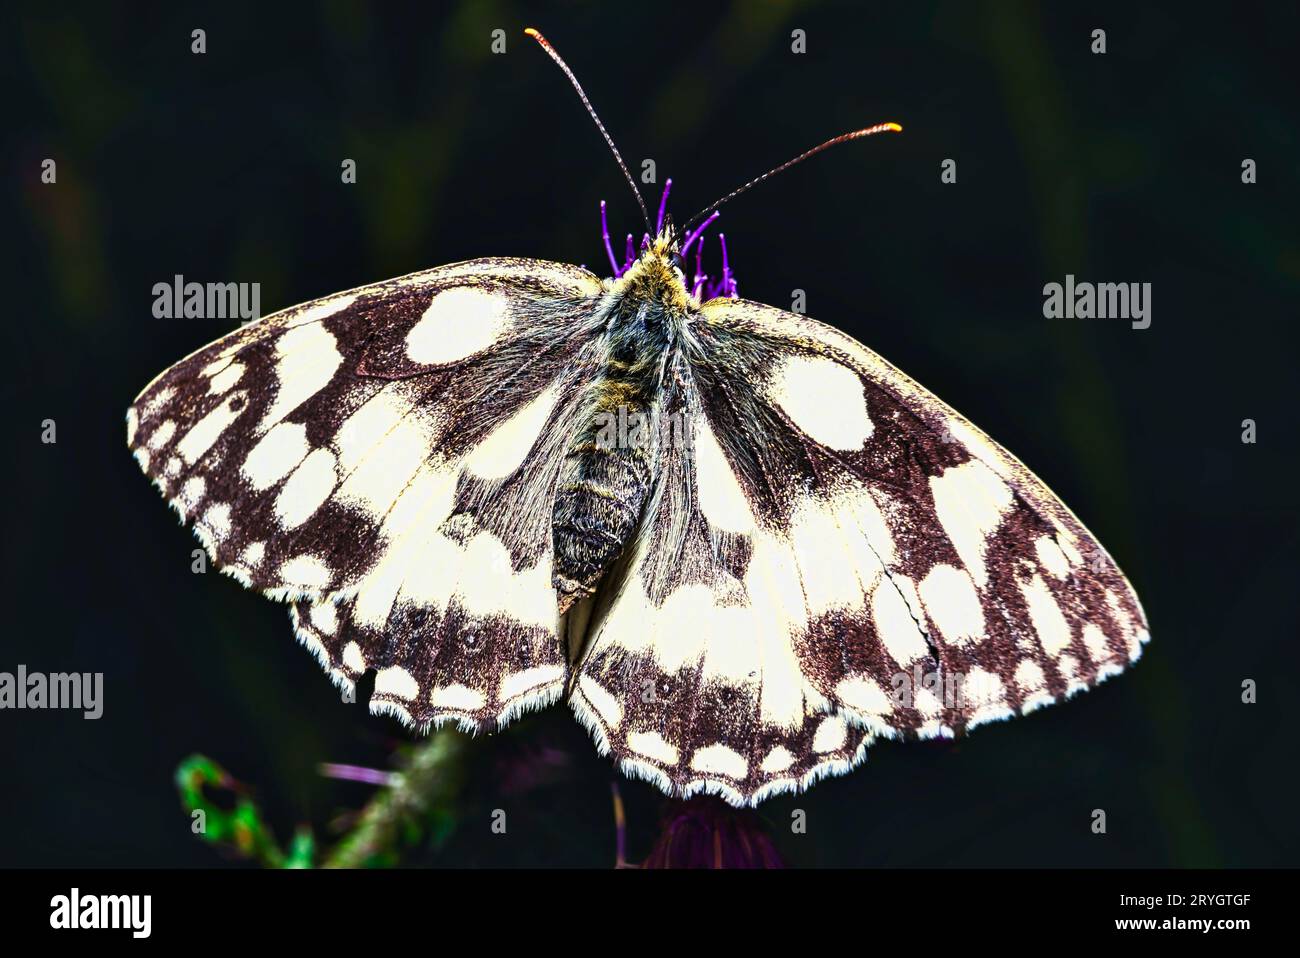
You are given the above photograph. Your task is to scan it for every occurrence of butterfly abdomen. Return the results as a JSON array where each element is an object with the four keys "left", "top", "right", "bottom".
[{"left": 551, "top": 345, "right": 660, "bottom": 613}]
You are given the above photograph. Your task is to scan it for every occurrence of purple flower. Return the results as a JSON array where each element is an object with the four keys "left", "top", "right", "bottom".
[
  {"left": 640, "top": 795, "right": 784, "bottom": 869},
  {"left": 600, "top": 180, "right": 740, "bottom": 300}
]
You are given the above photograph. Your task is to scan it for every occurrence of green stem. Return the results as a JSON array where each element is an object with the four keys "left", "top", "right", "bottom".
[
  {"left": 175, "top": 729, "right": 464, "bottom": 869},
  {"left": 323, "top": 731, "right": 464, "bottom": 868}
]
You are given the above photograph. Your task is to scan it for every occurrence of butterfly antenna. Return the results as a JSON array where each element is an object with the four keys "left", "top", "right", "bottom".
[
  {"left": 681, "top": 122, "right": 903, "bottom": 236},
  {"left": 525, "top": 28, "right": 651, "bottom": 235}
]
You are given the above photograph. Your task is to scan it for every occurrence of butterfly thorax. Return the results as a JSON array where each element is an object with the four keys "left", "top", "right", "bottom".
[
  {"left": 551, "top": 240, "right": 691, "bottom": 614},
  {"left": 609, "top": 237, "right": 694, "bottom": 318}
]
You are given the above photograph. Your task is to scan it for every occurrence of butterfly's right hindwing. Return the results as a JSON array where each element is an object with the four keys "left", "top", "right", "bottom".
[{"left": 129, "top": 258, "right": 605, "bottom": 731}]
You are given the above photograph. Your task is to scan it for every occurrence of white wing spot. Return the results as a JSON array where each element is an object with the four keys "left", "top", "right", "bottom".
[
  {"left": 1082, "top": 623, "right": 1110, "bottom": 662},
  {"left": 259, "top": 324, "right": 342, "bottom": 432},
  {"left": 919, "top": 563, "right": 985, "bottom": 645},
  {"left": 311, "top": 602, "right": 339, "bottom": 636},
  {"left": 208, "top": 362, "right": 244, "bottom": 395},
  {"left": 462, "top": 384, "right": 560, "bottom": 481},
  {"left": 1054, "top": 524, "right": 1085, "bottom": 566},
  {"left": 140, "top": 387, "right": 175, "bottom": 422},
  {"left": 285, "top": 293, "right": 357, "bottom": 329},
  {"left": 342, "top": 640, "right": 366, "bottom": 671},
  {"left": 1015, "top": 658, "right": 1046, "bottom": 691},
  {"left": 1035, "top": 536, "right": 1071, "bottom": 579},
  {"left": 147, "top": 420, "right": 176, "bottom": 450},
  {"left": 691, "top": 743, "right": 748, "bottom": 779},
  {"left": 836, "top": 675, "right": 895, "bottom": 719},
  {"left": 431, "top": 684, "right": 487, "bottom": 711},
  {"left": 346, "top": 468, "right": 457, "bottom": 630},
  {"left": 871, "top": 574, "right": 930, "bottom": 665},
  {"left": 336, "top": 387, "right": 435, "bottom": 517},
  {"left": 1018, "top": 656, "right": 1054, "bottom": 712},
  {"left": 844, "top": 487, "right": 898, "bottom": 567},
  {"left": 812, "top": 714, "right": 848, "bottom": 753},
  {"left": 374, "top": 666, "right": 418, "bottom": 701},
  {"left": 962, "top": 666, "right": 1006, "bottom": 711},
  {"left": 201, "top": 503, "right": 232, "bottom": 543},
  {"left": 790, "top": 496, "right": 869, "bottom": 615},
  {"left": 760, "top": 745, "right": 795, "bottom": 774},
  {"left": 578, "top": 675, "right": 623, "bottom": 731},
  {"left": 179, "top": 477, "right": 206, "bottom": 514},
  {"left": 177, "top": 391, "right": 246, "bottom": 465},
  {"left": 1058, "top": 654, "right": 1086, "bottom": 692},
  {"left": 742, "top": 533, "right": 813, "bottom": 728},
  {"left": 627, "top": 730, "right": 679, "bottom": 765},
  {"left": 405, "top": 287, "right": 510, "bottom": 365},
  {"left": 693, "top": 415, "right": 755, "bottom": 533},
  {"left": 914, "top": 685, "right": 944, "bottom": 718},
  {"left": 768, "top": 354, "right": 872, "bottom": 450},
  {"left": 617, "top": 582, "right": 716, "bottom": 674},
  {"left": 1020, "top": 574, "right": 1073, "bottom": 656},
  {"left": 243, "top": 421, "right": 310, "bottom": 491},
  {"left": 398, "top": 528, "right": 555, "bottom": 630},
  {"left": 241, "top": 541, "right": 265, "bottom": 566},
  {"left": 929, "top": 459, "right": 1013, "bottom": 587},
  {"left": 499, "top": 664, "right": 565, "bottom": 702},
  {"left": 278, "top": 555, "right": 332, "bottom": 590},
  {"left": 274, "top": 448, "right": 338, "bottom": 529}
]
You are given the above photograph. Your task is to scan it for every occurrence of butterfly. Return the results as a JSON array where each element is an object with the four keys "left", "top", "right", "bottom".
[{"left": 128, "top": 28, "right": 1148, "bottom": 806}]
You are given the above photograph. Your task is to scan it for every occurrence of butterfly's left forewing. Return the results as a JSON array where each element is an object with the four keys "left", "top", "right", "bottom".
[
  {"left": 572, "top": 296, "right": 1148, "bottom": 805},
  {"left": 129, "top": 258, "right": 606, "bottom": 731}
]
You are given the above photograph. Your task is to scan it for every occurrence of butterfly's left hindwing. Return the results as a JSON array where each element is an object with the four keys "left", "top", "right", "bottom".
[
  {"left": 129, "top": 258, "right": 605, "bottom": 731},
  {"left": 571, "top": 296, "right": 1149, "bottom": 805}
]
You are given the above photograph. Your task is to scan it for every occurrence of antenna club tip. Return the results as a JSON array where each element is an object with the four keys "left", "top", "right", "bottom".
[
  {"left": 886, "top": 122, "right": 903, "bottom": 132},
  {"left": 523, "top": 27, "right": 540, "bottom": 37}
]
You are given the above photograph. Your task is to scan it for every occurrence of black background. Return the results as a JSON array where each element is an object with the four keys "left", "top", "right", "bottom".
[{"left": 2, "top": 1, "right": 1297, "bottom": 868}]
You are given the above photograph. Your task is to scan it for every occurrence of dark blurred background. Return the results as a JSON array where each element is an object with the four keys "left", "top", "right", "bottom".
[{"left": 2, "top": 1, "right": 1297, "bottom": 867}]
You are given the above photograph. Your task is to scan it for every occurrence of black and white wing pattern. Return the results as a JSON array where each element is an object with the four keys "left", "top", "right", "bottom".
[
  {"left": 128, "top": 258, "right": 605, "bottom": 730},
  {"left": 571, "top": 297, "right": 1149, "bottom": 805}
]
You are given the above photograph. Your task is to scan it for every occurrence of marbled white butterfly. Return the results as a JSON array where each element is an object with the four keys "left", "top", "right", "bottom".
[{"left": 128, "top": 29, "right": 1148, "bottom": 806}]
